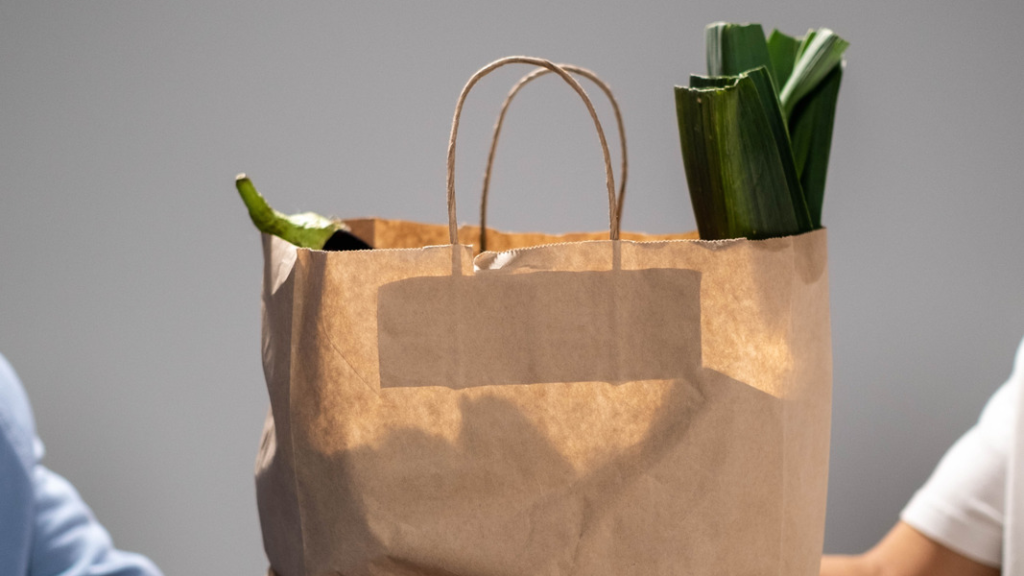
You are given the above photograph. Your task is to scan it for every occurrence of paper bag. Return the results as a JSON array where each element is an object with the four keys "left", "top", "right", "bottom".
[{"left": 254, "top": 57, "right": 832, "bottom": 576}]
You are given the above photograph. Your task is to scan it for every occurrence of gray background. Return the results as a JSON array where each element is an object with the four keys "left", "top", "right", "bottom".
[{"left": 2, "top": 1, "right": 1022, "bottom": 573}]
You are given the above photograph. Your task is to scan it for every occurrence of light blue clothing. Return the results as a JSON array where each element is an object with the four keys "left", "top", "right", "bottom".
[{"left": 0, "top": 353, "right": 162, "bottom": 576}]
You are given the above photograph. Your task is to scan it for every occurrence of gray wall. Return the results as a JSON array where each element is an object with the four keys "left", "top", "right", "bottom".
[{"left": 2, "top": 1, "right": 1022, "bottom": 573}]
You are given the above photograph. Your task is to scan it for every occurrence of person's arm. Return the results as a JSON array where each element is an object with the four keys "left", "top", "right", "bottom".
[
  {"left": 0, "top": 354, "right": 162, "bottom": 576},
  {"left": 28, "top": 453, "right": 163, "bottom": 576},
  {"left": 821, "top": 521, "right": 999, "bottom": 576},
  {"left": 823, "top": 336, "right": 1024, "bottom": 576}
]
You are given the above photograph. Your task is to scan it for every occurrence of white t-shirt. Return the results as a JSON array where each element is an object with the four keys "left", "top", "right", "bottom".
[{"left": 901, "top": 335, "right": 1024, "bottom": 571}]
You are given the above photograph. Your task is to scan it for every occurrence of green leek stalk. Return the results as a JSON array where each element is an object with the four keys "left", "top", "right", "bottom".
[
  {"left": 235, "top": 173, "right": 371, "bottom": 251},
  {"left": 677, "top": 22, "right": 848, "bottom": 239}
]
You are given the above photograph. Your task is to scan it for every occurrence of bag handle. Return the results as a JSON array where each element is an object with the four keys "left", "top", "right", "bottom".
[
  {"left": 446, "top": 56, "right": 618, "bottom": 245},
  {"left": 479, "top": 64, "right": 627, "bottom": 252}
]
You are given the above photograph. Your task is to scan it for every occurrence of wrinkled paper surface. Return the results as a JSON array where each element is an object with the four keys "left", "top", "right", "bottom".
[{"left": 256, "top": 220, "right": 831, "bottom": 576}]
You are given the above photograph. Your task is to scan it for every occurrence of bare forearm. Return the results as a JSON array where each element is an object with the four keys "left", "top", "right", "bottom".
[
  {"left": 821, "top": 554, "right": 879, "bottom": 576},
  {"left": 821, "top": 522, "right": 998, "bottom": 576}
]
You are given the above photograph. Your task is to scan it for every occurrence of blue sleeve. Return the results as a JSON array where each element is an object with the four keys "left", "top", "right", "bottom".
[
  {"left": 0, "top": 353, "right": 163, "bottom": 576},
  {"left": 29, "top": 462, "right": 163, "bottom": 576},
  {"left": 0, "top": 355, "right": 35, "bottom": 575}
]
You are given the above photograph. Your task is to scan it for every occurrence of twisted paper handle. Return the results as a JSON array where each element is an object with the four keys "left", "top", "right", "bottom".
[
  {"left": 446, "top": 56, "right": 619, "bottom": 245},
  {"left": 478, "top": 64, "right": 627, "bottom": 251}
]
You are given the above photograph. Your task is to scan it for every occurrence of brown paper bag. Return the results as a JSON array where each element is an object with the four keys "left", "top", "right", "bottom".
[{"left": 255, "top": 57, "right": 832, "bottom": 576}]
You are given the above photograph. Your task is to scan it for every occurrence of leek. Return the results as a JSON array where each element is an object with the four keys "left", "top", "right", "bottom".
[{"left": 676, "top": 22, "right": 848, "bottom": 239}]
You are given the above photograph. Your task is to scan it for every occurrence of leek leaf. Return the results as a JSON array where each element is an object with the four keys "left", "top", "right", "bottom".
[
  {"left": 689, "top": 74, "right": 736, "bottom": 89},
  {"left": 797, "top": 29, "right": 817, "bottom": 59},
  {"left": 705, "top": 22, "right": 774, "bottom": 80},
  {"left": 789, "top": 64, "right": 843, "bottom": 227},
  {"left": 766, "top": 29, "right": 801, "bottom": 91},
  {"left": 743, "top": 66, "right": 812, "bottom": 233},
  {"left": 779, "top": 28, "right": 849, "bottom": 116}
]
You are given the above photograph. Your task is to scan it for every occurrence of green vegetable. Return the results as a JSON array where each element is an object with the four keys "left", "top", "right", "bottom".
[
  {"left": 676, "top": 67, "right": 810, "bottom": 240},
  {"left": 779, "top": 28, "right": 849, "bottom": 117},
  {"left": 706, "top": 23, "right": 774, "bottom": 81},
  {"left": 766, "top": 29, "right": 801, "bottom": 90},
  {"left": 789, "top": 64, "right": 843, "bottom": 228},
  {"left": 235, "top": 173, "right": 371, "bottom": 251},
  {"left": 676, "top": 22, "right": 848, "bottom": 239}
]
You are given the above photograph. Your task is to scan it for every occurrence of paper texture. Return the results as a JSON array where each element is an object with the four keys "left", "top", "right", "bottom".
[{"left": 255, "top": 222, "right": 831, "bottom": 576}]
